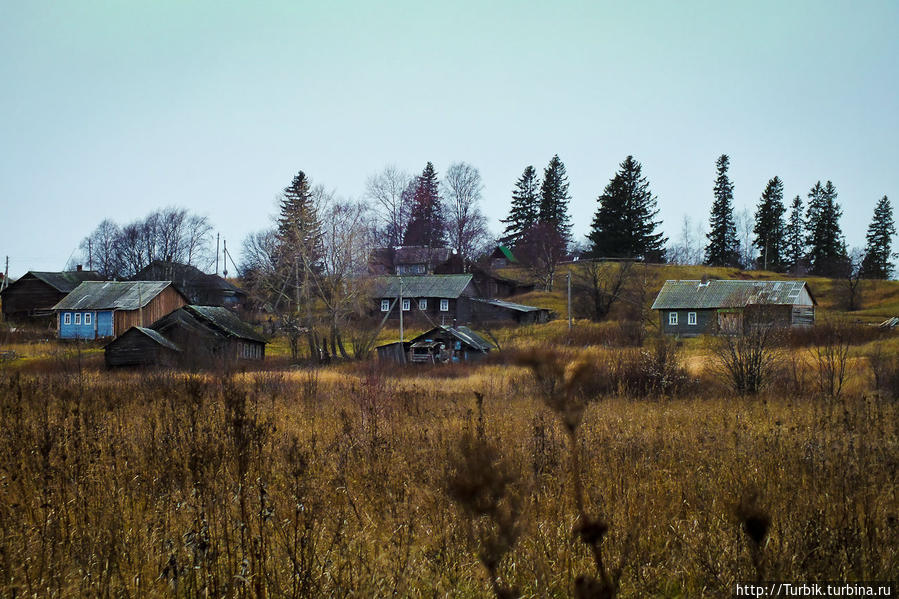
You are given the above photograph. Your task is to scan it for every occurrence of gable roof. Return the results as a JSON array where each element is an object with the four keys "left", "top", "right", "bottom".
[
  {"left": 126, "top": 326, "right": 182, "bottom": 352},
  {"left": 52, "top": 281, "right": 177, "bottom": 311},
  {"left": 651, "top": 279, "right": 816, "bottom": 310},
  {"left": 492, "top": 245, "right": 518, "bottom": 263},
  {"left": 3, "top": 270, "right": 102, "bottom": 295},
  {"left": 394, "top": 246, "right": 454, "bottom": 265},
  {"left": 180, "top": 305, "right": 266, "bottom": 343},
  {"left": 132, "top": 261, "right": 245, "bottom": 295},
  {"left": 409, "top": 325, "right": 494, "bottom": 352},
  {"left": 469, "top": 298, "right": 547, "bottom": 313},
  {"left": 371, "top": 274, "right": 474, "bottom": 299}
]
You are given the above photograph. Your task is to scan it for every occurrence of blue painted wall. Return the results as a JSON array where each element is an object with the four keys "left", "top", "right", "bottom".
[{"left": 58, "top": 310, "right": 114, "bottom": 339}]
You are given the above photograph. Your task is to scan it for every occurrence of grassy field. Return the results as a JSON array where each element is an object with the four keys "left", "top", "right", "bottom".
[{"left": 0, "top": 266, "right": 897, "bottom": 597}]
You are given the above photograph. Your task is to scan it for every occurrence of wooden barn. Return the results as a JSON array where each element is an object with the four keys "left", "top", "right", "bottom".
[
  {"left": 0, "top": 268, "right": 101, "bottom": 322},
  {"left": 105, "top": 305, "right": 266, "bottom": 368},
  {"left": 53, "top": 281, "right": 187, "bottom": 340},
  {"left": 131, "top": 261, "right": 248, "bottom": 310},
  {"left": 652, "top": 279, "right": 816, "bottom": 336}
]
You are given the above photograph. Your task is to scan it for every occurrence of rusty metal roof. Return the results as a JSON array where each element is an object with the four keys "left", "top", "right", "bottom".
[
  {"left": 52, "top": 281, "right": 174, "bottom": 311},
  {"left": 651, "top": 279, "right": 814, "bottom": 310}
]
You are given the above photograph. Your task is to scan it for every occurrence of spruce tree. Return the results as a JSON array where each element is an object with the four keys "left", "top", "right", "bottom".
[
  {"left": 403, "top": 162, "right": 446, "bottom": 248},
  {"left": 499, "top": 165, "right": 540, "bottom": 247},
  {"left": 587, "top": 155, "right": 666, "bottom": 261},
  {"left": 805, "top": 180, "right": 848, "bottom": 276},
  {"left": 752, "top": 176, "right": 786, "bottom": 271},
  {"left": 861, "top": 195, "right": 896, "bottom": 279},
  {"left": 278, "top": 170, "right": 322, "bottom": 266},
  {"left": 704, "top": 154, "right": 740, "bottom": 266},
  {"left": 538, "top": 154, "right": 573, "bottom": 247},
  {"left": 784, "top": 195, "right": 805, "bottom": 273}
]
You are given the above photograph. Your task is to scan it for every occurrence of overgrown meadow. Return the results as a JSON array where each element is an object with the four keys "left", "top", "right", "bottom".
[{"left": 0, "top": 322, "right": 897, "bottom": 598}]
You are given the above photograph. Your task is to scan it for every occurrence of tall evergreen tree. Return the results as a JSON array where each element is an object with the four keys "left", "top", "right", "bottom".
[
  {"left": 861, "top": 195, "right": 896, "bottom": 279},
  {"left": 587, "top": 155, "right": 667, "bottom": 261},
  {"left": 278, "top": 170, "right": 322, "bottom": 266},
  {"left": 403, "top": 162, "right": 446, "bottom": 248},
  {"left": 784, "top": 195, "right": 806, "bottom": 273},
  {"left": 538, "top": 154, "right": 572, "bottom": 247},
  {"left": 805, "top": 180, "right": 847, "bottom": 276},
  {"left": 704, "top": 154, "right": 740, "bottom": 266},
  {"left": 753, "top": 176, "right": 786, "bottom": 271},
  {"left": 499, "top": 165, "right": 540, "bottom": 246}
]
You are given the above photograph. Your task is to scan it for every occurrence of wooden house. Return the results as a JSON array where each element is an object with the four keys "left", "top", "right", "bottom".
[
  {"left": 372, "top": 274, "right": 477, "bottom": 325},
  {"left": 105, "top": 305, "right": 266, "bottom": 368},
  {"left": 53, "top": 281, "right": 187, "bottom": 340},
  {"left": 131, "top": 261, "right": 248, "bottom": 310},
  {"left": 652, "top": 279, "right": 816, "bottom": 336},
  {"left": 488, "top": 245, "right": 519, "bottom": 269},
  {"left": 0, "top": 268, "right": 101, "bottom": 322},
  {"left": 368, "top": 246, "right": 462, "bottom": 275},
  {"left": 376, "top": 326, "right": 493, "bottom": 364}
]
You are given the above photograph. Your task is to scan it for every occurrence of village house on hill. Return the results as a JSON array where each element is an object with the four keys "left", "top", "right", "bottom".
[
  {"left": 368, "top": 246, "right": 463, "bottom": 276},
  {"left": 131, "top": 260, "right": 248, "bottom": 311},
  {"left": 0, "top": 267, "right": 101, "bottom": 322},
  {"left": 652, "top": 279, "right": 816, "bottom": 336},
  {"left": 372, "top": 274, "right": 476, "bottom": 324},
  {"left": 53, "top": 280, "right": 187, "bottom": 340}
]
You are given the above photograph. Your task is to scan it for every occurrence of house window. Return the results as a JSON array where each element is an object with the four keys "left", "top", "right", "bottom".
[
  {"left": 84, "top": 312, "right": 92, "bottom": 325},
  {"left": 419, "top": 299, "right": 427, "bottom": 310},
  {"left": 402, "top": 299, "right": 410, "bottom": 311},
  {"left": 380, "top": 299, "right": 390, "bottom": 312},
  {"left": 688, "top": 312, "right": 697, "bottom": 325},
  {"left": 440, "top": 299, "right": 449, "bottom": 312},
  {"left": 668, "top": 312, "right": 678, "bottom": 326},
  {"left": 74, "top": 312, "right": 81, "bottom": 325},
  {"left": 63, "top": 313, "right": 71, "bottom": 325}
]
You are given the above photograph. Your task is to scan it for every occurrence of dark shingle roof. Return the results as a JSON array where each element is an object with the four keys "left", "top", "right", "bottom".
[
  {"left": 651, "top": 279, "right": 814, "bottom": 310},
  {"left": 394, "top": 246, "right": 453, "bottom": 265},
  {"left": 410, "top": 325, "right": 493, "bottom": 352},
  {"left": 24, "top": 270, "right": 102, "bottom": 292},
  {"left": 131, "top": 327, "right": 182, "bottom": 351},
  {"left": 132, "top": 261, "right": 245, "bottom": 295},
  {"left": 53, "top": 281, "right": 174, "bottom": 311},
  {"left": 183, "top": 305, "right": 266, "bottom": 343},
  {"left": 371, "top": 275, "right": 473, "bottom": 299}
]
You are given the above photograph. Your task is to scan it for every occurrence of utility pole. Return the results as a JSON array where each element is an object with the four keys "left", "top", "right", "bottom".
[
  {"left": 88, "top": 239, "right": 93, "bottom": 271},
  {"left": 222, "top": 239, "right": 228, "bottom": 277},
  {"left": 216, "top": 233, "right": 220, "bottom": 275},
  {"left": 138, "top": 282, "right": 143, "bottom": 327},
  {"left": 398, "top": 278, "right": 404, "bottom": 344},
  {"left": 2, "top": 256, "right": 8, "bottom": 291},
  {"left": 567, "top": 271, "right": 572, "bottom": 331}
]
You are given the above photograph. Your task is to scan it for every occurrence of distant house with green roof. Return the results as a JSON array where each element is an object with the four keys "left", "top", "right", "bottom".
[
  {"left": 651, "top": 279, "right": 816, "bottom": 336},
  {"left": 489, "top": 245, "right": 519, "bottom": 269}
]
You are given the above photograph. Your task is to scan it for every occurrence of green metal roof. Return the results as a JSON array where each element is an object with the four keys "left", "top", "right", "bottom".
[
  {"left": 371, "top": 274, "right": 474, "bottom": 299},
  {"left": 52, "top": 281, "right": 174, "bottom": 311},
  {"left": 651, "top": 279, "right": 814, "bottom": 310},
  {"left": 497, "top": 245, "right": 518, "bottom": 263}
]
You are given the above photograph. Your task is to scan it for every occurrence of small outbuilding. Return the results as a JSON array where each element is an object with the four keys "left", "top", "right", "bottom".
[
  {"left": 104, "top": 326, "right": 182, "bottom": 367},
  {"left": 652, "top": 279, "right": 816, "bottom": 336},
  {"left": 407, "top": 326, "right": 494, "bottom": 364},
  {"left": 150, "top": 305, "right": 266, "bottom": 365}
]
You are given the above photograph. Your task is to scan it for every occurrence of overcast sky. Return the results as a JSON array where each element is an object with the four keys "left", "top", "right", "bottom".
[{"left": 2, "top": 1, "right": 897, "bottom": 278}]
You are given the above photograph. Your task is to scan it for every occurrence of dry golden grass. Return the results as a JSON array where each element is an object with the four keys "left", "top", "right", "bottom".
[{"left": 0, "top": 339, "right": 896, "bottom": 597}]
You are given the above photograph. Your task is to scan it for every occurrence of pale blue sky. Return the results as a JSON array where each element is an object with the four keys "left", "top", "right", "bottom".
[{"left": 1, "top": 1, "right": 897, "bottom": 277}]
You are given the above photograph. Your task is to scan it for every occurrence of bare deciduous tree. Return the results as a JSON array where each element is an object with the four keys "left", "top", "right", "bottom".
[
  {"left": 78, "top": 219, "right": 122, "bottom": 278},
  {"left": 442, "top": 162, "right": 491, "bottom": 265},
  {"left": 667, "top": 215, "right": 705, "bottom": 265},
  {"left": 366, "top": 165, "right": 413, "bottom": 248}
]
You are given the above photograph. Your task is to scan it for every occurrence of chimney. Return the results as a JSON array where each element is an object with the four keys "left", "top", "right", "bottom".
[{"left": 76, "top": 264, "right": 83, "bottom": 272}]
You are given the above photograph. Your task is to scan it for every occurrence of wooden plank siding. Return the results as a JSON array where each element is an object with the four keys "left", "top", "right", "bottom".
[
  {"left": 1, "top": 278, "right": 66, "bottom": 319},
  {"left": 113, "top": 286, "right": 187, "bottom": 336}
]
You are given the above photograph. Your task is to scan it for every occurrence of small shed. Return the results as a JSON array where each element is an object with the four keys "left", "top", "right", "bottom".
[
  {"left": 407, "top": 326, "right": 494, "bottom": 364},
  {"left": 375, "top": 341, "right": 411, "bottom": 364},
  {"left": 104, "top": 326, "right": 181, "bottom": 367},
  {"left": 652, "top": 279, "right": 816, "bottom": 336},
  {"left": 1, "top": 268, "right": 101, "bottom": 321},
  {"left": 469, "top": 298, "right": 552, "bottom": 325},
  {"left": 53, "top": 281, "right": 187, "bottom": 340}
]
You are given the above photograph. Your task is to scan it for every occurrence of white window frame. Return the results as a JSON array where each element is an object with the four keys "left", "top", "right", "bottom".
[
  {"left": 668, "top": 312, "right": 678, "bottom": 326},
  {"left": 402, "top": 299, "right": 410, "bottom": 311},
  {"left": 63, "top": 312, "right": 71, "bottom": 325},
  {"left": 419, "top": 298, "right": 427, "bottom": 310},
  {"left": 687, "top": 312, "right": 697, "bottom": 326},
  {"left": 380, "top": 299, "right": 390, "bottom": 312},
  {"left": 74, "top": 312, "right": 81, "bottom": 325},
  {"left": 440, "top": 299, "right": 449, "bottom": 312},
  {"left": 84, "top": 312, "right": 92, "bottom": 325}
]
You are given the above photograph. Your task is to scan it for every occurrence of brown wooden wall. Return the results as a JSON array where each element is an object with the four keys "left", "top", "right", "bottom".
[
  {"left": 1, "top": 278, "right": 65, "bottom": 319},
  {"left": 113, "top": 286, "right": 187, "bottom": 336}
]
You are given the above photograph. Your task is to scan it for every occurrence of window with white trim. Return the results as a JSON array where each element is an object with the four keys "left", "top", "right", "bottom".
[
  {"left": 688, "top": 312, "right": 697, "bottom": 325},
  {"left": 668, "top": 312, "right": 678, "bottom": 325},
  {"left": 440, "top": 299, "right": 449, "bottom": 312},
  {"left": 74, "top": 312, "right": 81, "bottom": 325},
  {"left": 402, "top": 299, "right": 410, "bottom": 311},
  {"left": 380, "top": 299, "right": 390, "bottom": 312},
  {"left": 84, "top": 312, "right": 92, "bottom": 325},
  {"left": 63, "top": 313, "right": 71, "bottom": 325},
  {"left": 419, "top": 299, "right": 427, "bottom": 310}
]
